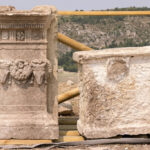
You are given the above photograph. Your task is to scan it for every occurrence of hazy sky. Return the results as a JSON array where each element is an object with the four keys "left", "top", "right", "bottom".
[{"left": 0, "top": 0, "right": 149, "bottom": 10}]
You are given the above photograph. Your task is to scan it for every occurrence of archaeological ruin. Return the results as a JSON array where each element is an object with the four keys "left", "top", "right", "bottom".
[
  {"left": 0, "top": 6, "right": 58, "bottom": 139},
  {"left": 73, "top": 47, "right": 150, "bottom": 138}
]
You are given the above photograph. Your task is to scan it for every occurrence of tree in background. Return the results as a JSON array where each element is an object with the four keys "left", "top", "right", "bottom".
[{"left": 58, "top": 50, "right": 78, "bottom": 72}]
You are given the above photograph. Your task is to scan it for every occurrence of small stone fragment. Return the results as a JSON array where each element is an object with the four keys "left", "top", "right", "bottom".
[
  {"left": 67, "top": 80, "right": 74, "bottom": 86},
  {"left": 59, "top": 101, "right": 73, "bottom": 116}
]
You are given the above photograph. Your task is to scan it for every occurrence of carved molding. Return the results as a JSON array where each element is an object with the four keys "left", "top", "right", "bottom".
[
  {"left": 31, "top": 59, "right": 48, "bottom": 85},
  {"left": 0, "top": 59, "right": 51, "bottom": 85},
  {"left": 31, "top": 30, "right": 44, "bottom": 40},
  {"left": 0, "top": 29, "right": 45, "bottom": 41},
  {"left": 0, "top": 23, "right": 44, "bottom": 29},
  {"left": 10, "top": 60, "right": 32, "bottom": 81},
  {"left": 16, "top": 31, "right": 25, "bottom": 41}
]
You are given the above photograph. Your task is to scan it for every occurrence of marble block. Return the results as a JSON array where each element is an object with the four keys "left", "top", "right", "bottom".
[
  {"left": 0, "top": 6, "right": 58, "bottom": 139},
  {"left": 73, "top": 46, "right": 150, "bottom": 138}
]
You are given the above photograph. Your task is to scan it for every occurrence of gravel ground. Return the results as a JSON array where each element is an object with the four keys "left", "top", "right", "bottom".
[{"left": 58, "top": 71, "right": 79, "bottom": 116}]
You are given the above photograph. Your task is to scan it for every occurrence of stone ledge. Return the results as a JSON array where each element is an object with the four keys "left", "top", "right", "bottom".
[
  {"left": 0, "top": 125, "right": 58, "bottom": 139},
  {"left": 78, "top": 120, "right": 150, "bottom": 139},
  {"left": 73, "top": 46, "right": 150, "bottom": 63},
  {"left": 0, "top": 5, "right": 57, "bottom": 16}
]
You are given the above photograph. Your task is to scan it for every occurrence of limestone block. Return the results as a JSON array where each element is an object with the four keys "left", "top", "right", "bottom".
[
  {"left": 73, "top": 46, "right": 150, "bottom": 138},
  {"left": 0, "top": 6, "right": 58, "bottom": 139}
]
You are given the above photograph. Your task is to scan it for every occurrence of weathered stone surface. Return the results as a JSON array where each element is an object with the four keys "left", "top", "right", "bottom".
[
  {"left": 73, "top": 46, "right": 150, "bottom": 139},
  {"left": 0, "top": 6, "right": 58, "bottom": 139},
  {"left": 59, "top": 101, "right": 73, "bottom": 115}
]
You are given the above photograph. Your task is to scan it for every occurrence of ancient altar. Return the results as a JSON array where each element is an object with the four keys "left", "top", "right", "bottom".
[
  {"left": 0, "top": 6, "right": 58, "bottom": 139},
  {"left": 73, "top": 47, "right": 150, "bottom": 138}
]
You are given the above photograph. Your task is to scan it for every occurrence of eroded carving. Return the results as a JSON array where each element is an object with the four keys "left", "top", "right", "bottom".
[
  {"left": 31, "top": 30, "right": 43, "bottom": 40},
  {"left": 0, "top": 28, "right": 45, "bottom": 42},
  {"left": 107, "top": 57, "right": 130, "bottom": 82},
  {"left": 0, "top": 60, "right": 11, "bottom": 84},
  {"left": 81, "top": 70, "right": 116, "bottom": 125},
  {"left": 10, "top": 59, "right": 32, "bottom": 81},
  {"left": 0, "top": 59, "right": 51, "bottom": 85},
  {"left": 16, "top": 31, "right": 25, "bottom": 41},
  {"left": 31, "top": 59, "right": 47, "bottom": 85}
]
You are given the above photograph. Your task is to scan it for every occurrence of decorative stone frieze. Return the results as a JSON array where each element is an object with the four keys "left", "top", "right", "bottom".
[
  {"left": 73, "top": 46, "right": 150, "bottom": 139},
  {"left": 0, "top": 59, "right": 51, "bottom": 85},
  {"left": 16, "top": 31, "right": 25, "bottom": 41},
  {"left": 31, "top": 59, "right": 51, "bottom": 85},
  {"left": 0, "top": 28, "right": 45, "bottom": 41},
  {"left": 0, "top": 6, "right": 58, "bottom": 140},
  {"left": 0, "top": 60, "right": 11, "bottom": 84}
]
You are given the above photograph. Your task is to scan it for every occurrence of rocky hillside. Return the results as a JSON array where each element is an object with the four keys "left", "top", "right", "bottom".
[{"left": 58, "top": 7, "right": 150, "bottom": 71}]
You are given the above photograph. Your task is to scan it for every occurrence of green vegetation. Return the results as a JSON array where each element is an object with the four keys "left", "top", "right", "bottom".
[
  {"left": 58, "top": 50, "right": 77, "bottom": 72},
  {"left": 107, "top": 39, "right": 150, "bottom": 48},
  {"left": 58, "top": 7, "right": 150, "bottom": 72},
  {"left": 113, "top": 7, "right": 150, "bottom": 11},
  {"left": 59, "top": 15, "right": 125, "bottom": 25},
  {"left": 59, "top": 39, "right": 150, "bottom": 73}
]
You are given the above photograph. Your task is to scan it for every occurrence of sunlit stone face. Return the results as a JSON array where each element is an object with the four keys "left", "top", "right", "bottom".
[{"left": 73, "top": 47, "right": 150, "bottom": 139}]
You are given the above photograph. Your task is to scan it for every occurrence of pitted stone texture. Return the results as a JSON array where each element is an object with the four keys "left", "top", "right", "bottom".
[
  {"left": 0, "top": 6, "right": 58, "bottom": 139},
  {"left": 73, "top": 46, "right": 150, "bottom": 139}
]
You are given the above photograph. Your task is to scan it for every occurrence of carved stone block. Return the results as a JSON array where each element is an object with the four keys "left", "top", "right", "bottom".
[
  {"left": 16, "top": 30, "right": 25, "bottom": 41},
  {"left": 73, "top": 47, "right": 150, "bottom": 139},
  {"left": 0, "top": 6, "right": 58, "bottom": 139},
  {"left": 2, "top": 30, "right": 9, "bottom": 40}
]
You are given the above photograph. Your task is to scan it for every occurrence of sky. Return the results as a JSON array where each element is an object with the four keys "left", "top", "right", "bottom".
[{"left": 0, "top": 0, "right": 149, "bottom": 11}]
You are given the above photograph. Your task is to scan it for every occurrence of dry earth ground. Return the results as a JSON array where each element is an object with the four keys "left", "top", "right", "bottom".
[{"left": 58, "top": 71, "right": 79, "bottom": 115}]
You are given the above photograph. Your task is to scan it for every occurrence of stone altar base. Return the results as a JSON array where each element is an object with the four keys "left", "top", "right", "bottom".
[
  {"left": 0, "top": 6, "right": 58, "bottom": 139},
  {"left": 73, "top": 46, "right": 150, "bottom": 139},
  {"left": 0, "top": 113, "right": 58, "bottom": 139}
]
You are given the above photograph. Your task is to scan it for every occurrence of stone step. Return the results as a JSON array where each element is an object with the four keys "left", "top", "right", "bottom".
[{"left": 60, "top": 130, "right": 80, "bottom": 136}]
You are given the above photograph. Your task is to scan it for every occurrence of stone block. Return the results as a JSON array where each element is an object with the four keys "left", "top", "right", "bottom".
[
  {"left": 73, "top": 46, "right": 150, "bottom": 138},
  {"left": 0, "top": 6, "right": 58, "bottom": 139}
]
